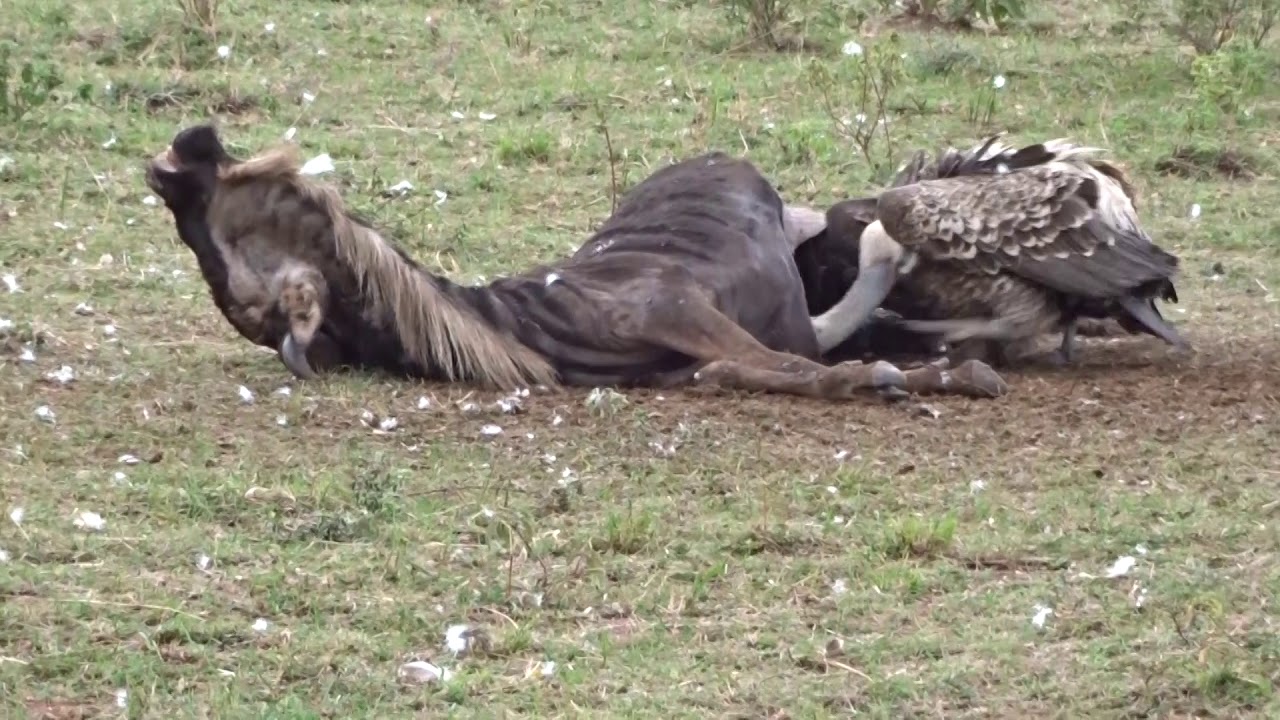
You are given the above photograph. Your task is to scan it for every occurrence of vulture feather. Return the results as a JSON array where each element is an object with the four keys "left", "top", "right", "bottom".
[{"left": 810, "top": 136, "right": 1188, "bottom": 366}]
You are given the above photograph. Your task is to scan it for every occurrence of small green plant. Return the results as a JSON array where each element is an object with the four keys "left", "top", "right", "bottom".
[
  {"left": 723, "top": 0, "right": 798, "bottom": 51},
  {"left": 965, "top": 74, "right": 1006, "bottom": 129},
  {"left": 891, "top": 0, "right": 1029, "bottom": 29},
  {"left": 0, "top": 45, "right": 68, "bottom": 122},
  {"left": 1184, "top": 38, "right": 1269, "bottom": 131},
  {"left": 1170, "top": 0, "right": 1279, "bottom": 55},
  {"left": 175, "top": 0, "right": 220, "bottom": 32},
  {"left": 808, "top": 34, "right": 908, "bottom": 179}
]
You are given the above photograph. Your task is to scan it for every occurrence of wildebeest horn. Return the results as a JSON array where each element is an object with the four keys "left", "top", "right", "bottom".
[{"left": 279, "top": 334, "right": 318, "bottom": 379}]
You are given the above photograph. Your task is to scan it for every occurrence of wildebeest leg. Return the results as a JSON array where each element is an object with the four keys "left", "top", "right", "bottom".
[
  {"left": 626, "top": 291, "right": 1008, "bottom": 399},
  {"left": 274, "top": 263, "right": 329, "bottom": 379}
]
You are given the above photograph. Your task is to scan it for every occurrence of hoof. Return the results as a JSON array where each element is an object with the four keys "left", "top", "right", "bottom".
[
  {"left": 950, "top": 359, "right": 1009, "bottom": 398},
  {"left": 869, "top": 360, "right": 907, "bottom": 390}
]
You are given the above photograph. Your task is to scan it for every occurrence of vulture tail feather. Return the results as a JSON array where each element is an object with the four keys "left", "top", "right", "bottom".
[{"left": 1116, "top": 294, "right": 1190, "bottom": 350}]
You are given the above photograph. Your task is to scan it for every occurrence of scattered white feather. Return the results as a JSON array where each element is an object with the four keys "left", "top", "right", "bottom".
[
  {"left": 283, "top": 126, "right": 297, "bottom": 141},
  {"left": 34, "top": 406, "right": 55, "bottom": 423},
  {"left": 274, "top": 386, "right": 292, "bottom": 397},
  {"left": 387, "top": 180, "right": 414, "bottom": 196},
  {"left": 3, "top": 274, "right": 19, "bottom": 293},
  {"left": 9, "top": 507, "right": 24, "bottom": 526},
  {"left": 544, "top": 272, "right": 561, "bottom": 286},
  {"left": 478, "top": 112, "right": 497, "bottom": 121},
  {"left": 315, "top": 48, "right": 328, "bottom": 56},
  {"left": 73, "top": 302, "right": 94, "bottom": 316},
  {"left": 992, "top": 74, "right": 1007, "bottom": 89},
  {"left": 301, "top": 91, "right": 317, "bottom": 104},
  {"left": 1105, "top": 555, "right": 1136, "bottom": 578},
  {"left": 1031, "top": 604, "right": 1053, "bottom": 628},
  {"left": 102, "top": 135, "right": 117, "bottom": 149},
  {"left": 585, "top": 387, "right": 627, "bottom": 414},
  {"left": 480, "top": 424, "right": 503, "bottom": 437},
  {"left": 540, "top": 660, "right": 556, "bottom": 677},
  {"left": 45, "top": 366, "right": 76, "bottom": 385},
  {"left": 445, "top": 624, "right": 471, "bottom": 654},
  {"left": 377, "top": 417, "right": 399, "bottom": 432},
  {"left": 53, "top": 221, "right": 69, "bottom": 230},
  {"left": 833, "top": 449, "right": 849, "bottom": 461},
  {"left": 114, "top": 689, "right": 128, "bottom": 709},
  {"left": 1189, "top": 203, "right": 1201, "bottom": 219},
  {"left": 841, "top": 40, "right": 863, "bottom": 56},
  {"left": 237, "top": 385, "right": 256, "bottom": 404},
  {"left": 1134, "top": 543, "right": 1149, "bottom": 555},
  {"left": 434, "top": 189, "right": 448, "bottom": 205},
  {"left": 73, "top": 510, "right": 106, "bottom": 532},
  {"left": 450, "top": 111, "right": 465, "bottom": 120},
  {"left": 110, "top": 471, "right": 129, "bottom": 487},
  {"left": 142, "top": 195, "right": 158, "bottom": 206},
  {"left": 0, "top": 156, "right": 13, "bottom": 174},
  {"left": 0, "top": 317, "right": 12, "bottom": 331},
  {"left": 551, "top": 413, "right": 564, "bottom": 427},
  {"left": 399, "top": 660, "right": 452, "bottom": 684},
  {"left": 216, "top": 45, "right": 231, "bottom": 60},
  {"left": 275, "top": 414, "right": 288, "bottom": 427},
  {"left": 826, "top": 485, "right": 838, "bottom": 495},
  {"left": 416, "top": 396, "right": 431, "bottom": 410},
  {"left": 970, "top": 479, "right": 986, "bottom": 493},
  {"left": 19, "top": 348, "right": 36, "bottom": 363},
  {"left": 251, "top": 618, "right": 271, "bottom": 634},
  {"left": 0, "top": 548, "right": 9, "bottom": 563},
  {"left": 264, "top": 21, "right": 276, "bottom": 33},
  {"left": 102, "top": 324, "right": 116, "bottom": 337},
  {"left": 299, "top": 153, "right": 334, "bottom": 176},
  {"left": 831, "top": 578, "right": 848, "bottom": 596},
  {"left": 118, "top": 453, "right": 140, "bottom": 465},
  {"left": 197, "top": 553, "right": 212, "bottom": 571}
]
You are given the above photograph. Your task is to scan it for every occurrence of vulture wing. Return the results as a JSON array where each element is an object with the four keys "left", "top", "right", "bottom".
[{"left": 876, "top": 163, "right": 1177, "bottom": 300}]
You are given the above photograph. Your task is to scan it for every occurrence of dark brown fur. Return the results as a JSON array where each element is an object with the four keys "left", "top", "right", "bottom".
[{"left": 143, "top": 124, "right": 1011, "bottom": 401}]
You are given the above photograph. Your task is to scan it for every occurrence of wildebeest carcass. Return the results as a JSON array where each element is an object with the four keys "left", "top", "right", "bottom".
[
  {"left": 807, "top": 136, "right": 1191, "bottom": 367},
  {"left": 142, "top": 124, "right": 1010, "bottom": 401}
]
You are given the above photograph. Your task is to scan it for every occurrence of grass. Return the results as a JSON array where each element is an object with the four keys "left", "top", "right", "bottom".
[{"left": 2, "top": 0, "right": 1280, "bottom": 717}]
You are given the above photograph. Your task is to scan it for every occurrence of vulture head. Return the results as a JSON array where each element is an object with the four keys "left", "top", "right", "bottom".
[{"left": 144, "top": 124, "right": 237, "bottom": 211}]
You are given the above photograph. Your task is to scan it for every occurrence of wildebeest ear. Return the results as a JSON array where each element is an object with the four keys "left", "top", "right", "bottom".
[{"left": 825, "top": 197, "right": 878, "bottom": 238}]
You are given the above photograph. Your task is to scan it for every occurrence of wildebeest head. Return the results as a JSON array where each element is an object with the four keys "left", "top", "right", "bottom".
[{"left": 144, "top": 124, "right": 237, "bottom": 211}]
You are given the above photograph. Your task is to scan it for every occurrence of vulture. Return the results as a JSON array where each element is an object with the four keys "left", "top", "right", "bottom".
[{"left": 809, "top": 136, "right": 1190, "bottom": 367}]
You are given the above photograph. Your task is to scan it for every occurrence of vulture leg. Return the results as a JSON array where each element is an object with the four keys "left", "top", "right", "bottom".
[
  {"left": 275, "top": 263, "right": 329, "bottom": 380},
  {"left": 811, "top": 220, "right": 905, "bottom": 354}
]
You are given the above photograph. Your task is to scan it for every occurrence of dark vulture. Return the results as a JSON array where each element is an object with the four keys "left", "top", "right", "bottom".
[{"left": 808, "top": 136, "right": 1190, "bottom": 367}]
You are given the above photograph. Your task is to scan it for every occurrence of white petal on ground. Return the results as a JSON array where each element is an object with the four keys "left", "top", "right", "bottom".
[
  {"left": 73, "top": 510, "right": 106, "bottom": 532},
  {"left": 445, "top": 624, "right": 471, "bottom": 654},
  {"left": 1031, "top": 604, "right": 1053, "bottom": 628},
  {"left": 1105, "top": 555, "right": 1136, "bottom": 578},
  {"left": 45, "top": 366, "right": 76, "bottom": 385},
  {"left": 299, "top": 153, "right": 334, "bottom": 175},
  {"left": 399, "top": 660, "right": 452, "bottom": 684}
]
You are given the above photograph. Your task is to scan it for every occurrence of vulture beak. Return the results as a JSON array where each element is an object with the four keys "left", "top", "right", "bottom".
[
  {"left": 279, "top": 333, "right": 318, "bottom": 379},
  {"left": 811, "top": 220, "right": 904, "bottom": 354}
]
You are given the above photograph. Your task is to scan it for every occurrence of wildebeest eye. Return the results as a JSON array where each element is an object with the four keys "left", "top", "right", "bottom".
[{"left": 171, "top": 124, "right": 232, "bottom": 166}]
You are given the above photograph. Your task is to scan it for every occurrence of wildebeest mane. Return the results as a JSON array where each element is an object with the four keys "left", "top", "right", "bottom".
[{"left": 216, "top": 143, "right": 559, "bottom": 390}]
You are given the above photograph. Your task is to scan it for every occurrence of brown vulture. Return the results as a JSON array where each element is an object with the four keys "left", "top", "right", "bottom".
[{"left": 808, "top": 136, "right": 1190, "bottom": 367}]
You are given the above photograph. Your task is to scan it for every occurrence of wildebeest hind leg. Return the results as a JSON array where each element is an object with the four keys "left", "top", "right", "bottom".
[
  {"left": 625, "top": 291, "right": 905, "bottom": 400},
  {"left": 274, "top": 263, "right": 329, "bottom": 379}
]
